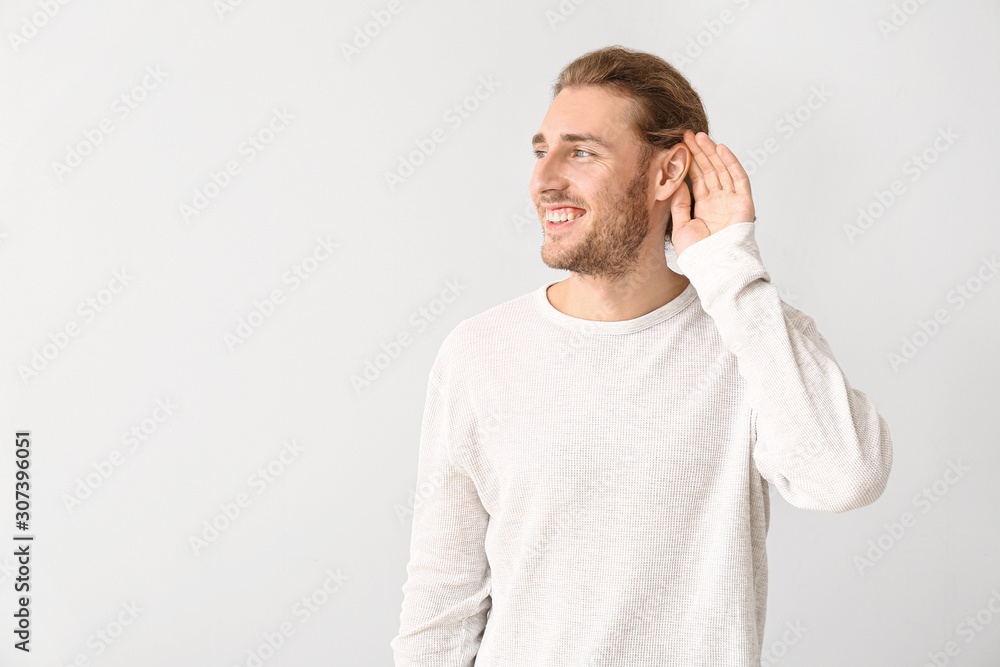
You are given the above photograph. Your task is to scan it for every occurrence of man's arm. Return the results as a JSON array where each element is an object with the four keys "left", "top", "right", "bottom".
[
  {"left": 677, "top": 222, "right": 893, "bottom": 512},
  {"left": 391, "top": 324, "right": 492, "bottom": 666}
]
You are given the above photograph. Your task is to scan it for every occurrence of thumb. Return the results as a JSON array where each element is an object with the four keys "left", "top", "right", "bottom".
[{"left": 670, "top": 180, "right": 692, "bottom": 226}]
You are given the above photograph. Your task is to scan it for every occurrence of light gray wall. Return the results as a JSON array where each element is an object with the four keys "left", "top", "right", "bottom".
[{"left": 1, "top": 0, "right": 997, "bottom": 665}]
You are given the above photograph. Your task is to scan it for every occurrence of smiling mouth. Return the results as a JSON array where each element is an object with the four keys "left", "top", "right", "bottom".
[
  {"left": 546, "top": 214, "right": 584, "bottom": 229},
  {"left": 544, "top": 206, "right": 587, "bottom": 224}
]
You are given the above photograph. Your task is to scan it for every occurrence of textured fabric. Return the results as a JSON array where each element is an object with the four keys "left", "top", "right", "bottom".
[{"left": 391, "top": 222, "right": 893, "bottom": 666}]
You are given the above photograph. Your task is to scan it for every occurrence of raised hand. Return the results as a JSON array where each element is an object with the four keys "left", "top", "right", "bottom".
[{"left": 670, "top": 130, "right": 756, "bottom": 258}]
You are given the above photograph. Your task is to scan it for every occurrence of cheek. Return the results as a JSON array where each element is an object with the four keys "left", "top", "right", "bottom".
[{"left": 585, "top": 182, "right": 616, "bottom": 210}]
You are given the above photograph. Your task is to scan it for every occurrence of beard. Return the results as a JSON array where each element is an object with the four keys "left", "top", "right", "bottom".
[{"left": 540, "top": 161, "right": 652, "bottom": 283}]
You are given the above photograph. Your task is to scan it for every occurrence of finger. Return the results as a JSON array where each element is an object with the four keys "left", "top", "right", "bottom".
[
  {"left": 717, "top": 143, "right": 752, "bottom": 196},
  {"left": 698, "top": 134, "right": 734, "bottom": 191},
  {"left": 683, "top": 130, "right": 712, "bottom": 200},
  {"left": 670, "top": 179, "right": 692, "bottom": 226},
  {"left": 688, "top": 131, "right": 721, "bottom": 192}
]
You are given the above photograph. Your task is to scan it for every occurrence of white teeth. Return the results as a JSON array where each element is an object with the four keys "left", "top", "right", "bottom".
[{"left": 546, "top": 209, "right": 585, "bottom": 222}]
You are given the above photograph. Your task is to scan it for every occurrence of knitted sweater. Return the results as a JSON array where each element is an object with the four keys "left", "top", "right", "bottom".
[{"left": 391, "top": 221, "right": 893, "bottom": 666}]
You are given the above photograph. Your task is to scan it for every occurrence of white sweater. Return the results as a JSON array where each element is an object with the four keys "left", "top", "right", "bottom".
[{"left": 391, "top": 222, "right": 893, "bottom": 666}]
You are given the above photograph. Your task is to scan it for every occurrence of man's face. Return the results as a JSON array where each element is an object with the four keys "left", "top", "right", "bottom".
[{"left": 530, "top": 85, "right": 654, "bottom": 282}]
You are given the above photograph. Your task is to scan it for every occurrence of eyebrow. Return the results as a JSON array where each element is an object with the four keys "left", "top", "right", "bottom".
[{"left": 531, "top": 132, "right": 611, "bottom": 150}]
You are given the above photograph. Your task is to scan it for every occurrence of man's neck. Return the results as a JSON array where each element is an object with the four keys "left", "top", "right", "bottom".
[{"left": 546, "top": 263, "right": 690, "bottom": 322}]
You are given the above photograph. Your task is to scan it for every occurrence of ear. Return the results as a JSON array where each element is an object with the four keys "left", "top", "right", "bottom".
[{"left": 651, "top": 142, "right": 690, "bottom": 204}]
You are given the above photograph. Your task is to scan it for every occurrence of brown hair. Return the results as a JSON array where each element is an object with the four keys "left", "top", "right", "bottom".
[{"left": 552, "top": 45, "right": 709, "bottom": 242}]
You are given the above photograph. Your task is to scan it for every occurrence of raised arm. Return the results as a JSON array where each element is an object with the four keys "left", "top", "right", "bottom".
[
  {"left": 677, "top": 222, "right": 893, "bottom": 512},
  {"left": 672, "top": 131, "right": 892, "bottom": 513}
]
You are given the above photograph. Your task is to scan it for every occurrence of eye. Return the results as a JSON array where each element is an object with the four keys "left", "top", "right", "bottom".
[{"left": 531, "top": 149, "right": 593, "bottom": 159}]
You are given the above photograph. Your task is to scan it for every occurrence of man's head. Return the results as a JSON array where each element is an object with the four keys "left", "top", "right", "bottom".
[{"left": 530, "top": 45, "right": 709, "bottom": 281}]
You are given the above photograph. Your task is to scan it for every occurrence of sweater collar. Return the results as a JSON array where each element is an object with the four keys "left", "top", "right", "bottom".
[{"left": 533, "top": 279, "right": 698, "bottom": 334}]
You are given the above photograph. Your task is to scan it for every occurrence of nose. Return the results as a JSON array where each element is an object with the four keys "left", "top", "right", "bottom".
[{"left": 529, "top": 152, "right": 570, "bottom": 206}]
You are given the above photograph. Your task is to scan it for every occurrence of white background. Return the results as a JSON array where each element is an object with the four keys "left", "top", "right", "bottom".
[{"left": 1, "top": 0, "right": 998, "bottom": 665}]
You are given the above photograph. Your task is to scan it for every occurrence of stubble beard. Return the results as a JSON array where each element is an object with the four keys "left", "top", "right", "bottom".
[{"left": 540, "top": 164, "right": 652, "bottom": 283}]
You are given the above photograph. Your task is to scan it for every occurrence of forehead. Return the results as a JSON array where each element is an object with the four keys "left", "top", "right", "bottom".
[{"left": 533, "top": 85, "right": 638, "bottom": 150}]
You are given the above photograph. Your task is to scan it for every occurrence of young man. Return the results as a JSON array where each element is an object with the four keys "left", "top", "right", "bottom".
[{"left": 391, "top": 45, "right": 892, "bottom": 666}]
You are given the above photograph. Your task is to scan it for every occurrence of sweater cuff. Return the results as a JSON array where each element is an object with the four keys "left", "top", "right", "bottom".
[{"left": 675, "top": 222, "right": 767, "bottom": 310}]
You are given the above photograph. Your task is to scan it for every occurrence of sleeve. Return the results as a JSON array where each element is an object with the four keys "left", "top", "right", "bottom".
[
  {"left": 676, "top": 222, "right": 893, "bottom": 513},
  {"left": 390, "top": 323, "right": 492, "bottom": 666}
]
